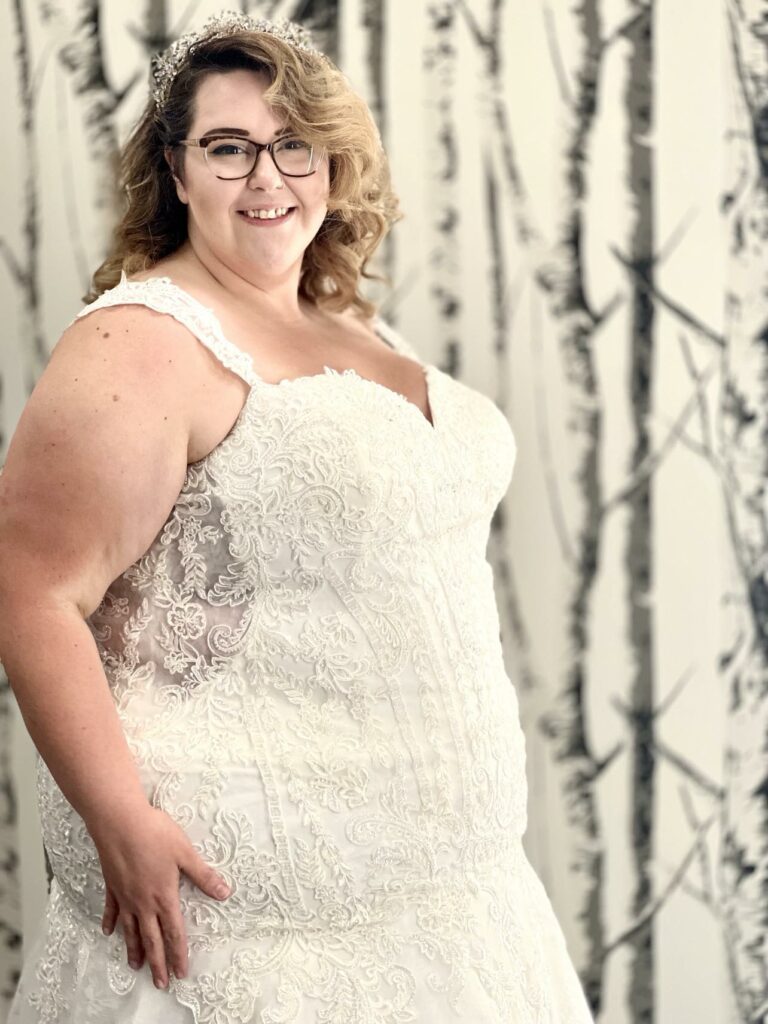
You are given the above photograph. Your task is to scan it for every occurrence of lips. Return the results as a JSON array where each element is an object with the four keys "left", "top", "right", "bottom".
[
  {"left": 237, "top": 208, "right": 295, "bottom": 227},
  {"left": 238, "top": 207, "right": 295, "bottom": 215}
]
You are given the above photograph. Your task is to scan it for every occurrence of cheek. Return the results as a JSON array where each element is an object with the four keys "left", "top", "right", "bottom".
[{"left": 187, "top": 181, "right": 237, "bottom": 222}]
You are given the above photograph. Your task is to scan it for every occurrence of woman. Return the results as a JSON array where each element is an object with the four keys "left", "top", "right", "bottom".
[{"left": 2, "top": 12, "right": 595, "bottom": 1023}]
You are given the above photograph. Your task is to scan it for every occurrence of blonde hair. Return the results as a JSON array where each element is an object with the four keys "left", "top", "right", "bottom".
[{"left": 85, "top": 30, "right": 403, "bottom": 318}]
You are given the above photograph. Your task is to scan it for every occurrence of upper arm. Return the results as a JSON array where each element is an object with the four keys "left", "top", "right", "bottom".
[{"left": 0, "top": 303, "right": 207, "bottom": 618}]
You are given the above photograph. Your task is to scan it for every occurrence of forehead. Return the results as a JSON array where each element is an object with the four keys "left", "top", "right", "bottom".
[{"left": 191, "top": 68, "right": 285, "bottom": 128}]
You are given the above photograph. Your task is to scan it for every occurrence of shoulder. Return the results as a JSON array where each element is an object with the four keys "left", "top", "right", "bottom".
[
  {"left": 60, "top": 301, "right": 208, "bottom": 380},
  {"left": 49, "top": 299, "right": 216, "bottom": 432}
]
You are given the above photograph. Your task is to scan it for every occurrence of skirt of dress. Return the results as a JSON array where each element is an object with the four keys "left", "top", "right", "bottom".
[{"left": 7, "top": 841, "right": 595, "bottom": 1024}]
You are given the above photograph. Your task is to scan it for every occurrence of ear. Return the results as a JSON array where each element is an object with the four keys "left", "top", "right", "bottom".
[{"left": 164, "top": 147, "right": 188, "bottom": 205}]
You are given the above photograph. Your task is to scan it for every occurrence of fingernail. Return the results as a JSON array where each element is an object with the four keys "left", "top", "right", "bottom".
[
  {"left": 102, "top": 925, "right": 109, "bottom": 936},
  {"left": 155, "top": 975, "right": 167, "bottom": 989},
  {"left": 215, "top": 883, "right": 230, "bottom": 898},
  {"left": 129, "top": 958, "right": 140, "bottom": 969}
]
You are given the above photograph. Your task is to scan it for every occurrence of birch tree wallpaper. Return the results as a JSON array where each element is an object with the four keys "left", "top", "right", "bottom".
[{"left": 0, "top": 0, "right": 756, "bottom": 1021}]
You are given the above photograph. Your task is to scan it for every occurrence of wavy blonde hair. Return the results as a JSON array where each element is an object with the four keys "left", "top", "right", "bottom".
[{"left": 85, "top": 29, "right": 403, "bottom": 319}]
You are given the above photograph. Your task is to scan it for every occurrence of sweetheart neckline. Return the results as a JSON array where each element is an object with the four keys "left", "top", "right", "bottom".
[
  {"left": 269, "top": 362, "right": 436, "bottom": 430},
  {"left": 186, "top": 360, "right": 441, "bottom": 470},
  {"left": 119, "top": 272, "right": 437, "bottom": 432}
]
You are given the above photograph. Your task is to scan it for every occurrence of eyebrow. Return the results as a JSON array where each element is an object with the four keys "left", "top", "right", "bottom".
[{"left": 199, "top": 126, "right": 292, "bottom": 139}]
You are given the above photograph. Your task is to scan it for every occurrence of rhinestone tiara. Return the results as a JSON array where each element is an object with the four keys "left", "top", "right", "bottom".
[{"left": 150, "top": 10, "right": 329, "bottom": 110}]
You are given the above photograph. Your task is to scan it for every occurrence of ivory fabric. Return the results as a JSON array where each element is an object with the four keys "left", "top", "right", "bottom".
[{"left": 8, "top": 275, "right": 595, "bottom": 1023}]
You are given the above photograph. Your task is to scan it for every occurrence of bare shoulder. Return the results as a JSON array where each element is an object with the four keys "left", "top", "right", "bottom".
[
  {"left": 30, "top": 301, "right": 220, "bottom": 479},
  {"left": 65, "top": 290, "right": 251, "bottom": 467},
  {"left": 26, "top": 303, "right": 204, "bottom": 472},
  {"left": 0, "top": 304, "right": 206, "bottom": 616},
  {"left": 55, "top": 300, "right": 213, "bottom": 396}
]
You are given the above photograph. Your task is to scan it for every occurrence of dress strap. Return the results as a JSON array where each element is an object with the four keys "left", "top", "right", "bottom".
[
  {"left": 71, "top": 273, "right": 422, "bottom": 384},
  {"left": 70, "top": 272, "right": 260, "bottom": 387}
]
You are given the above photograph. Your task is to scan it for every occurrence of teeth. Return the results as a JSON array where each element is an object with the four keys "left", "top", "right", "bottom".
[{"left": 244, "top": 207, "right": 291, "bottom": 220}]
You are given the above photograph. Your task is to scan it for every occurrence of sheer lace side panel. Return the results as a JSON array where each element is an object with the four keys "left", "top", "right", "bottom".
[{"left": 68, "top": 274, "right": 259, "bottom": 388}]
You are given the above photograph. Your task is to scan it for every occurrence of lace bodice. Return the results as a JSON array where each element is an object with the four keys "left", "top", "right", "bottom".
[{"left": 8, "top": 275, "right": 595, "bottom": 1023}]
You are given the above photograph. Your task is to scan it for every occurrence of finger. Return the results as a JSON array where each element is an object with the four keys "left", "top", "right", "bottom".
[
  {"left": 101, "top": 887, "right": 118, "bottom": 936},
  {"left": 177, "top": 844, "right": 231, "bottom": 901},
  {"left": 160, "top": 902, "right": 189, "bottom": 980},
  {"left": 139, "top": 913, "right": 169, "bottom": 990},
  {"left": 121, "top": 912, "right": 145, "bottom": 970}
]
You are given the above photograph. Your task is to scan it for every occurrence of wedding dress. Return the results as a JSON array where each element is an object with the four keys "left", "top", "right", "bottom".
[{"left": 8, "top": 273, "right": 595, "bottom": 1023}]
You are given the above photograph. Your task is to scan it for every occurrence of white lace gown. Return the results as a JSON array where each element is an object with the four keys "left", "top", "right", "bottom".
[{"left": 8, "top": 274, "right": 595, "bottom": 1024}]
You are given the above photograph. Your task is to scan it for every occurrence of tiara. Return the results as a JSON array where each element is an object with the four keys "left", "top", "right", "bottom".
[{"left": 150, "top": 10, "right": 329, "bottom": 110}]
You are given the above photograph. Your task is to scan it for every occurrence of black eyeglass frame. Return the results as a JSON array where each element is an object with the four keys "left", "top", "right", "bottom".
[{"left": 174, "top": 134, "right": 326, "bottom": 180}]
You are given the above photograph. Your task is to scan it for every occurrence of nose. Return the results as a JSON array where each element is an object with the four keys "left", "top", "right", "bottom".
[{"left": 247, "top": 146, "right": 282, "bottom": 188}]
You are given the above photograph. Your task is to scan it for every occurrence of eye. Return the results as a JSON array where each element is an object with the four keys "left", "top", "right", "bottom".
[
  {"left": 280, "top": 138, "right": 311, "bottom": 151},
  {"left": 209, "top": 141, "right": 248, "bottom": 156}
]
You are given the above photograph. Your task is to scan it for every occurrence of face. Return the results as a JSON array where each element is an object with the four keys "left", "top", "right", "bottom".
[{"left": 167, "top": 68, "right": 330, "bottom": 286}]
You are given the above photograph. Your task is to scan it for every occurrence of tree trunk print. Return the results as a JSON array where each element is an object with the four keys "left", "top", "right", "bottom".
[
  {"left": 455, "top": 2, "right": 548, "bottom": 887},
  {"left": 511, "top": 0, "right": 610, "bottom": 1013},
  {"left": 424, "top": 1, "right": 461, "bottom": 371},
  {"left": 721, "top": 1, "right": 768, "bottom": 1019},
  {"left": 290, "top": 0, "right": 341, "bottom": 60},
  {"left": 42, "top": 0, "right": 168, "bottom": 292},
  {"left": 1, "top": 3, "right": 744, "bottom": 1021},
  {"left": 358, "top": 0, "right": 395, "bottom": 298},
  {"left": 1, "top": 1, "right": 41, "bottom": 1011},
  {"left": 56, "top": 0, "right": 122, "bottom": 222},
  {"left": 536, "top": 0, "right": 608, "bottom": 1011},
  {"left": 6, "top": 0, "right": 45, "bottom": 385},
  {"left": 622, "top": 6, "right": 655, "bottom": 1022},
  {"left": 460, "top": 2, "right": 622, "bottom": 1015},
  {"left": 0, "top": 666, "right": 21, "bottom": 1005}
]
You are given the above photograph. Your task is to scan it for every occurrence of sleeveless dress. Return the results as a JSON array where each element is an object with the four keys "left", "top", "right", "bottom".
[{"left": 8, "top": 274, "right": 595, "bottom": 1024}]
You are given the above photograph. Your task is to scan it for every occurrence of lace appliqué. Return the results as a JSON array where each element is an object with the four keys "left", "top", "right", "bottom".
[
  {"left": 8, "top": 279, "right": 595, "bottom": 1024},
  {"left": 69, "top": 272, "right": 260, "bottom": 387}
]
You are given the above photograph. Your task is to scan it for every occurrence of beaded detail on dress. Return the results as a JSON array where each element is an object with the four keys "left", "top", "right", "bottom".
[{"left": 8, "top": 275, "right": 595, "bottom": 1024}]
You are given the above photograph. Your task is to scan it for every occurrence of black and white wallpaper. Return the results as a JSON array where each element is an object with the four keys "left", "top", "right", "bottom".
[{"left": 0, "top": 0, "right": 760, "bottom": 1021}]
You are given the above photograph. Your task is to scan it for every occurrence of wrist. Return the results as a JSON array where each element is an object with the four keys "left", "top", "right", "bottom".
[{"left": 82, "top": 789, "right": 154, "bottom": 840}]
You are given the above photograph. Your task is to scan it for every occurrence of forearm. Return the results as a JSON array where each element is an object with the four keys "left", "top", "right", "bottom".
[{"left": 0, "top": 591, "right": 151, "bottom": 836}]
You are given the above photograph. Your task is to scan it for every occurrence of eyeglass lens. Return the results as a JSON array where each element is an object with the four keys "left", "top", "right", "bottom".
[{"left": 204, "top": 137, "right": 320, "bottom": 178}]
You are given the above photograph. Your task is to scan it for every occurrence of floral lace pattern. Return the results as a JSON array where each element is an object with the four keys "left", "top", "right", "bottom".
[{"left": 8, "top": 277, "right": 594, "bottom": 1023}]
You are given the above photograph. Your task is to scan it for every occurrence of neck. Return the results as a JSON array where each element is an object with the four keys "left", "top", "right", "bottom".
[{"left": 178, "top": 239, "right": 313, "bottom": 327}]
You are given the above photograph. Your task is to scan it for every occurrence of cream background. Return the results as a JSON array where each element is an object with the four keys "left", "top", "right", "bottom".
[{"left": 0, "top": 1, "right": 740, "bottom": 1021}]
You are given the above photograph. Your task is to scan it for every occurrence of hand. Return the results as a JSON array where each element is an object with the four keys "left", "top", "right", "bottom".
[{"left": 90, "top": 804, "right": 231, "bottom": 989}]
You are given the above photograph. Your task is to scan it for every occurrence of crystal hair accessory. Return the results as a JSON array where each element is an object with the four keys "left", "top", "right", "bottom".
[{"left": 150, "top": 10, "right": 329, "bottom": 110}]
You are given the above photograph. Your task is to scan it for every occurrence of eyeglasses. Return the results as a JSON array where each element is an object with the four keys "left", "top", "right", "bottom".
[{"left": 175, "top": 134, "right": 324, "bottom": 179}]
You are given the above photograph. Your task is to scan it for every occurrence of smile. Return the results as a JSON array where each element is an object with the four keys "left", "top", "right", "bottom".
[{"left": 237, "top": 208, "right": 295, "bottom": 226}]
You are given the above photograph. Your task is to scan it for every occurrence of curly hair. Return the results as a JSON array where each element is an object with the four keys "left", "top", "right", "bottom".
[{"left": 84, "top": 29, "right": 403, "bottom": 319}]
